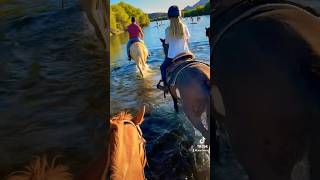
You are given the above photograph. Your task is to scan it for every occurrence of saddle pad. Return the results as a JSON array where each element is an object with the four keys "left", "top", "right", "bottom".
[
  {"left": 167, "top": 61, "right": 208, "bottom": 86},
  {"left": 129, "top": 39, "right": 144, "bottom": 52}
]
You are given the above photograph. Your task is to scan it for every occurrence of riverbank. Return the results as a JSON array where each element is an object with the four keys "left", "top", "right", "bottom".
[{"left": 110, "top": 2, "right": 150, "bottom": 35}]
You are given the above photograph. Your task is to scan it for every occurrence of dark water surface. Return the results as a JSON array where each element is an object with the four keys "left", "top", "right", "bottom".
[
  {"left": 0, "top": 0, "right": 108, "bottom": 177},
  {"left": 110, "top": 16, "right": 210, "bottom": 179}
]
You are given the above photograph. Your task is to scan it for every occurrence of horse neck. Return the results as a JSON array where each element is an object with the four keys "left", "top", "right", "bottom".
[
  {"left": 122, "top": 124, "right": 146, "bottom": 179},
  {"left": 105, "top": 122, "right": 145, "bottom": 179}
]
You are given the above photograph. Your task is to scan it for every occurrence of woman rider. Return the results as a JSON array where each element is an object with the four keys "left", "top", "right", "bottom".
[
  {"left": 158, "top": 5, "right": 190, "bottom": 91},
  {"left": 127, "top": 16, "right": 144, "bottom": 60}
]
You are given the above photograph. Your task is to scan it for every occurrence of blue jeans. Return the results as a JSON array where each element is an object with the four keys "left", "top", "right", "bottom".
[
  {"left": 127, "top": 37, "right": 143, "bottom": 58},
  {"left": 160, "top": 57, "right": 173, "bottom": 83}
]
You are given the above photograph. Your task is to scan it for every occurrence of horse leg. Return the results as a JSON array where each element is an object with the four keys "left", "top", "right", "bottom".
[
  {"left": 136, "top": 62, "right": 144, "bottom": 77},
  {"left": 169, "top": 88, "right": 179, "bottom": 112},
  {"left": 182, "top": 102, "right": 209, "bottom": 139},
  {"left": 172, "top": 95, "right": 179, "bottom": 112}
]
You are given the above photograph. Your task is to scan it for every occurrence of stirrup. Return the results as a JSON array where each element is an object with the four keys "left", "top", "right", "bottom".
[
  {"left": 157, "top": 80, "right": 169, "bottom": 90},
  {"left": 157, "top": 80, "right": 166, "bottom": 91},
  {"left": 157, "top": 80, "right": 169, "bottom": 98}
]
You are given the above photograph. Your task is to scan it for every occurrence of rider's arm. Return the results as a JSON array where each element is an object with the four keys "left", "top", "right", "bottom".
[
  {"left": 140, "top": 31, "right": 144, "bottom": 39},
  {"left": 138, "top": 26, "right": 144, "bottom": 39}
]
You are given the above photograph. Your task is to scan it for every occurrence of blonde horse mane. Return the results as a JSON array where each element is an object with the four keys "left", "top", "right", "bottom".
[
  {"left": 5, "top": 109, "right": 145, "bottom": 180},
  {"left": 6, "top": 155, "right": 72, "bottom": 180},
  {"left": 110, "top": 111, "right": 133, "bottom": 123}
]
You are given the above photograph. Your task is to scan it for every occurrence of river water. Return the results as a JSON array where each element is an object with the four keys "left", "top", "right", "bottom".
[
  {"left": 110, "top": 15, "right": 210, "bottom": 179},
  {"left": 0, "top": 0, "right": 108, "bottom": 178}
]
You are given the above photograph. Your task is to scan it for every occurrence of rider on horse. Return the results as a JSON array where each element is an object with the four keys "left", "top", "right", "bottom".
[
  {"left": 158, "top": 5, "right": 191, "bottom": 91},
  {"left": 127, "top": 16, "right": 144, "bottom": 60}
]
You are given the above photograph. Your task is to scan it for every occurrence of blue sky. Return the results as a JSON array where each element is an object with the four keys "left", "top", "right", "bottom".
[{"left": 110, "top": 0, "right": 199, "bottom": 13}]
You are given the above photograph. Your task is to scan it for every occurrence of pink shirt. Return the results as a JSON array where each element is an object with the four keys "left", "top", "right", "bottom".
[{"left": 128, "top": 23, "right": 142, "bottom": 39}]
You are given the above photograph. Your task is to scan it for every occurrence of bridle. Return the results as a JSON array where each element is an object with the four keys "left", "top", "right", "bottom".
[
  {"left": 105, "top": 120, "right": 147, "bottom": 179},
  {"left": 123, "top": 120, "right": 147, "bottom": 169}
]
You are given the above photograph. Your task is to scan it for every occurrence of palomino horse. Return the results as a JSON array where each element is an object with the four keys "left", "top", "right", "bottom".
[
  {"left": 130, "top": 42, "right": 149, "bottom": 77},
  {"left": 213, "top": 0, "right": 320, "bottom": 180},
  {"left": 6, "top": 107, "right": 147, "bottom": 180},
  {"left": 160, "top": 39, "right": 211, "bottom": 142}
]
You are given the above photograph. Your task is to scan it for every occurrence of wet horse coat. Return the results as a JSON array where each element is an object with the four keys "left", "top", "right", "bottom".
[
  {"left": 130, "top": 42, "right": 149, "bottom": 77},
  {"left": 213, "top": 0, "right": 320, "bottom": 180}
]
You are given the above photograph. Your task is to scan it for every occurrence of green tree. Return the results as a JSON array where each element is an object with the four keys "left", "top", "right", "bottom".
[
  {"left": 111, "top": 5, "right": 130, "bottom": 31},
  {"left": 110, "top": 2, "right": 150, "bottom": 35},
  {"left": 110, "top": 7, "right": 117, "bottom": 34}
]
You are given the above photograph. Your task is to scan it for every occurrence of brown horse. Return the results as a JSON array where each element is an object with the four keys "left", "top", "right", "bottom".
[
  {"left": 5, "top": 107, "right": 147, "bottom": 180},
  {"left": 213, "top": 0, "right": 320, "bottom": 180},
  {"left": 160, "top": 39, "right": 211, "bottom": 142},
  {"left": 130, "top": 42, "right": 149, "bottom": 77}
]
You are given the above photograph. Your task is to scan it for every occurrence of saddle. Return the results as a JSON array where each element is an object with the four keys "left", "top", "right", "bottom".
[
  {"left": 129, "top": 38, "right": 143, "bottom": 49},
  {"left": 166, "top": 52, "right": 197, "bottom": 86}
]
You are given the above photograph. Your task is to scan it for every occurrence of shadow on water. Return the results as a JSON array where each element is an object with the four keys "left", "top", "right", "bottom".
[
  {"left": 0, "top": 1, "right": 108, "bottom": 178},
  {"left": 110, "top": 15, "right": 211, "bottom": 179}
]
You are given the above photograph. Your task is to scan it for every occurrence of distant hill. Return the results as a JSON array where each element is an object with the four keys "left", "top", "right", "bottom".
[
  {"left": 184, "top": 0, "right": 209, "bottom": 10},
  {"left": 148, "top": 0, "right": 210, "bottom": 21},
  {"left": 148, "top": 12, "right": 167, "bottom": 20}
]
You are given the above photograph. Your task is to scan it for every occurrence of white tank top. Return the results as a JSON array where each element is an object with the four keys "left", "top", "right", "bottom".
[{"left": 165, "top": 23, "right": 190, "bottom": 59}]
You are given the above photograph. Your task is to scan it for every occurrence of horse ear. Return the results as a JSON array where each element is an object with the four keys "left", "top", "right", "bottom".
[
  {"left": 132, "top": 106, "right": 145, "bottom": 125},
  {"left": 160, "top": 38, "right": 165, "bottom": 43}
]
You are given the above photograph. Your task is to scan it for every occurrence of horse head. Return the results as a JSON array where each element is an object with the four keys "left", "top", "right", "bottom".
[
  {"left": 108, "top": 106, "right": 147, "bottom": 180},
  {"left": 160, "top": 38, "right": 169, "bottom": 57}
]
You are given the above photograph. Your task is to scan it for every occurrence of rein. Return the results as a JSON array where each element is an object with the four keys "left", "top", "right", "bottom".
[{"left": 123, "top": 120, "right": 147, "bottom": 179}]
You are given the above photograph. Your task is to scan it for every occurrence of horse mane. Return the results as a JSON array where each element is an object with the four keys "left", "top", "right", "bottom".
[
  {"left": 110, "top": 111, "right": 133, "bottom": 123},
  {"left": 6, "top": 155, "right": 72, "bottom": 180}
]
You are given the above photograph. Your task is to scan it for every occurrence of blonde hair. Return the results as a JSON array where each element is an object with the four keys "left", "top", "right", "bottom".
[{"left": 168, "top": 17, "right": 185, "bottom": 39}]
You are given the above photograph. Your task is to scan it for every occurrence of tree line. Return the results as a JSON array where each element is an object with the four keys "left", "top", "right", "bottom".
[
  {"left": 110, "top": 2, "right": 150, "bottom": 35},
  {"left": 183, "top": 2, "right": 210, "bottom": 17}
]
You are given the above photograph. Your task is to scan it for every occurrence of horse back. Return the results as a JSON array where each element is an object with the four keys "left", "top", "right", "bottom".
[{"left": 214, "top": 4, "right": 320, "bottom": 178}]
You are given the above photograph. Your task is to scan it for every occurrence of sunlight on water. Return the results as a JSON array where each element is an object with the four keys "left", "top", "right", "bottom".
[{"left": 110, "top": 15, "right": 210, "bottom": 179}]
